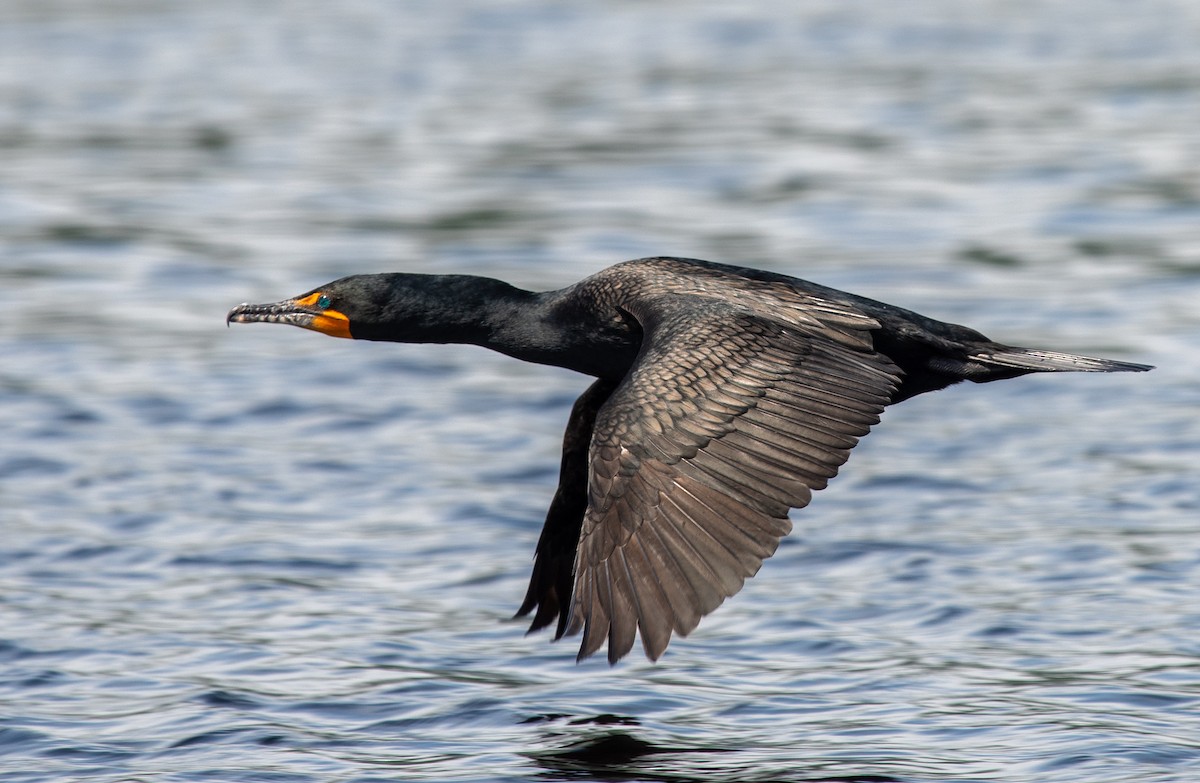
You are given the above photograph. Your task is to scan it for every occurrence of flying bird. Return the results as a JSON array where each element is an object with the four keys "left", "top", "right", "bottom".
[{"left": 228, "top": 257, "right": 1151, "bottom": 663}]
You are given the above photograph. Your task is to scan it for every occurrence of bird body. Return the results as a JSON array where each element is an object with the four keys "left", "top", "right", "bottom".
[{"left": 228, "top": 257, "right": 1150, "bottom": 663}]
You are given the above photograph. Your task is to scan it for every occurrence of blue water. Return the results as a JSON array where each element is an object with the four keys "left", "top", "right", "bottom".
[{"left": 2, "top": 1, "right": 1198, "bottom": 781}]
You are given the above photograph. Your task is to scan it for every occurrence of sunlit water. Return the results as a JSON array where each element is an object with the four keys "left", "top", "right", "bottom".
[{"left": 2, "top": 1, "right": 1198, "bottom": 781}]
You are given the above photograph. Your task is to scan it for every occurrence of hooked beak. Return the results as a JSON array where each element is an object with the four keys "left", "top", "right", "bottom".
[{"left": 226, "top": 294, "right": 351, "bottom": 339}]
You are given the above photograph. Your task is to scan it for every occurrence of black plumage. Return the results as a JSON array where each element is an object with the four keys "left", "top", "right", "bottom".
[{"left": 228, "top": 256, "right": 1151, "bottom": 663}]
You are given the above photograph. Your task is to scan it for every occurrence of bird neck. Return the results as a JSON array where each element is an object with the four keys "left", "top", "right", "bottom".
[
  {"left": 406, "top": 276, "right": 548, "bottom": 348},
  {"left": 482, "top": 285, "right": 642, "bottom": 378},
  {"left": 355, "top": 274, "right": 641, "bottom": 378}
]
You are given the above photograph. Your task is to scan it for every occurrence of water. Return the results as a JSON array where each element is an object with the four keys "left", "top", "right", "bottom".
[{"left": 2, "top": 1, "right": 1198, "bottom": 781}]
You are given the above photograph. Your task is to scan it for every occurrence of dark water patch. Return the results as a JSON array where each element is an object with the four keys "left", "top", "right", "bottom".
[
  {"left": 17, "top": 123, "right": 240, "bottom": 154},
  {"left": 425, "top": 206, "right": 524, "bottom": 233},
  {"left": 957, "top": 244, "right": 1025, "bottom": 268},
  {"left": 325, "top": 415, "right": 384, "bottom": 432},
  {"left": 0, "top": 728, "right": 47, "bottom": 756},
  {"left": 356, "top": 715, "right": 452, "bottom": 733},
  {"left": 170, "top": 726, "right": 270, "bottom": 749},
  {"left": 788, "top": 539, "right": 953, "bottom": 569},
  {"left": 0, "top": 264, "right": 77, "bottom": 282},
  {"left": 42, "top": 742, "right": 143, "bottom": 763},
  {"left": 362, "top": 640, "right": 424, "bottom": 667},
  {"left": 1093, "top": 175, "right": 1200, "bottom": 207},
  {"left": 40, "top": 221, "right": 143, "bottom": 246},
  {"left": 284, "top": 698, "right": 414, "bottom": 723},
  {"left": 338, "top": 216, "right": 415, "bottom": 234},
  {"left": 168, "top": 552, "right": 360, "bottom": 574},
  {"left": 158, "top": 769, "right": 316, "bottom": 783},
  {"left": 854, "top": 472, "right": 983, "bottom": 494},
  {"left": 56, "top": 408, "right": 103, "bottom": 425},
  {"left": 0, "top": 641, "right": 76, "bottom": 664},
  {"left": 198, "top": 690, "right": 266, "bottom": 710},
  {"left": 192, "top": 125, "right": 234, "bottom": 151},
  {"left": 726, "top": 173, "right": 824, "bottom": 205},
  {"left": 776, "top": 635, "right": 863, "bottom": 657},
  {"left": 206, "top": 397, "right": 339, "bottom": 425},
  {"left": 1133, "top": 557, "right": 1200, "bottom": 581},
  {"left": 122, "top": 394, "right": 192, "bottom": 426},
  {"left": 479, "top": 463, "right": 559, "bottom": 484},
  {"left": 53, "top": 544, "right": 123, "bottom": 562},
  {"left": 1149, "top": 257, "right": 1200, "bottom": 277},
  {"left": 446, "top": 504, "right": 545, "bottom": 539},
  {"left": 1073, "top": 236, "right": 1162, "bottom": 259},
  {"left": 1071, "top": 688, "right": 1196, "bottom": 709},
  {"left": 104, "top": 511, "right": 166, "bottom": 532},
  {"left": 242, "top": 398, "right": 318, "bottom": 421},
  {"left": 15, "top": 669, "right": 70, "bottom": 689},
  {"left": 293, "top": 458, "right": 357, "bottom": 473},
  {"left": 0, "top": 456, "right": 69, "bottom": 479},
  {"left": 917, "top": 605, "right": 972, "bottom": 627},
  {"left": 0, "top": 547, "right": 40, "bottom": 567},
  {"left": 367, "top": 355, "right": 465, "bottom": 379}
]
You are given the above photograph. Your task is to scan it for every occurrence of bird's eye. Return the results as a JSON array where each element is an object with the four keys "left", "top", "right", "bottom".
[{"left": 316, "top": 294, "right": 332, "bottom": 309}]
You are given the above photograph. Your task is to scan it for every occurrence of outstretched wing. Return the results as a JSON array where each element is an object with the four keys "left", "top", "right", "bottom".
[
  {"left": 516, "top": 377, "right": 619, "bottom": 638},
  {"left": 566, "top": 295, "right": 901, "bottom": 663}
]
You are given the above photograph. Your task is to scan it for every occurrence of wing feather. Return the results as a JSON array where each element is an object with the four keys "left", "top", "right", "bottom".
[
  {"left": 534, "top": 290, "right": 900, "bottom": 663},
  {"left": 636, "top": 523, "right": 706, "bottom": 634}
]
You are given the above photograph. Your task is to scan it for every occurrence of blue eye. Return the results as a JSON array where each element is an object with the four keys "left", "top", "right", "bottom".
[{"left": 316, "top": 294, "right": 332, "bottom": 309}]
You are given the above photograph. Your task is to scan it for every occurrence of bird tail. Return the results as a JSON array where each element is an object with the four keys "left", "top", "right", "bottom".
[{"left": 969, "top": 346, "right": 1153, "bottom": 374}]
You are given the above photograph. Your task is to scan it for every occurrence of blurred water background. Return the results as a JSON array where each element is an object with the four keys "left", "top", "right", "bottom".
[{"left": 2, "top": 1, "right": 1198, "bottom": 781}]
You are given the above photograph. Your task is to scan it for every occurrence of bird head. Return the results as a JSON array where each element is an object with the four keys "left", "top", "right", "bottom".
[
  {"left": 225, "top": 278, "right": 364, "bottom": 339},
  {"left": 227, "top": 273, "right": 523, "bottom": 343}
]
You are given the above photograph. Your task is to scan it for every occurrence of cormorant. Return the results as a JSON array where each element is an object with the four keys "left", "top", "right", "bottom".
[{"left": 227, "top": 256, "right": 1151, "bottom": 663}]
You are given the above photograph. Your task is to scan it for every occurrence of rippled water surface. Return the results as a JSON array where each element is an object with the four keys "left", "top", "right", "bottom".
[{"left": 2, "top": 1, "right": 1198, "bottom": 781}]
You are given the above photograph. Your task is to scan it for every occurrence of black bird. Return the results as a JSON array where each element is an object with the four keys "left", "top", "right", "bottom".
[{"left": 227, "top": 256, "right": 1151, "bottom": 663}]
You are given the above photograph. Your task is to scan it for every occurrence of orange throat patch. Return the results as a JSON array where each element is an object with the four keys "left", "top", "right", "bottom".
[{"left": 294, "top": 293, "right": 352, "bottom": 339}]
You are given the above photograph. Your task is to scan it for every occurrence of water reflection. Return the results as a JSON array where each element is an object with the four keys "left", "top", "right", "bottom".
[
  {"left": 531, "top": 732, "right": 725, "bottom": 781},
  {"left": 528, "top": 725, "right": 903, "bottom": 783}
]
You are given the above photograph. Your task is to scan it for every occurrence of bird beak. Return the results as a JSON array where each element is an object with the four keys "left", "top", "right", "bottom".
[{"left": 226, "top": 293, "right": 352, "bottom": 339}]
